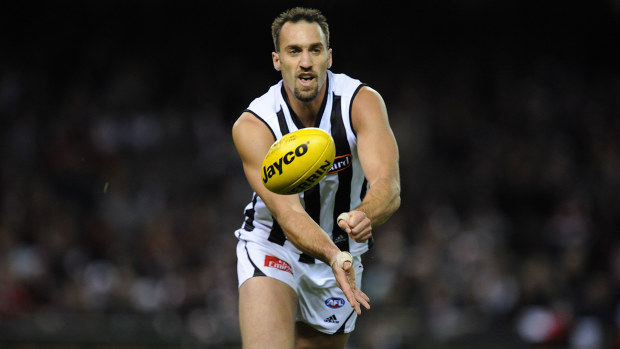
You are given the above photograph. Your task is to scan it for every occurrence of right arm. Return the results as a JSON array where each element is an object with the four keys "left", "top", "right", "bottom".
[
  {"left": 232, "top": 112, "right": 340, "bottom": 264},
  {"left": 232, "top": 112, "right": 370, "bottom": 314}
]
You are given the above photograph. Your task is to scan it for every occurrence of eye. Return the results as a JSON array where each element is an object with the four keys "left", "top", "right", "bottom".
[{"left": 310, "top": 45, "right": 323, "bottom": 54}]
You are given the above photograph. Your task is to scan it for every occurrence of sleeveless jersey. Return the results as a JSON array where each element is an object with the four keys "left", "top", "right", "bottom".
[{"left": 235, "top": 71, "right": 372, "bottom": 262}]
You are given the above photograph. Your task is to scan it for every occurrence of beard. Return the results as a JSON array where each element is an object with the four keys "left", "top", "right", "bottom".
[{"left": 294, "top": 86, "right": 319, "bottom": 102}]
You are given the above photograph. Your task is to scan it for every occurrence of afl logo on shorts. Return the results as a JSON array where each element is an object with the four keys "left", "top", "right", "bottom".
[{"left": 325, "top": 297, "right": 345, "bottom": 309}]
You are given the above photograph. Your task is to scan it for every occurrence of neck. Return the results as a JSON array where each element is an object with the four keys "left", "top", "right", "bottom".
[{"left": 283, "top": 81, "right": 328, "bottom": 128}]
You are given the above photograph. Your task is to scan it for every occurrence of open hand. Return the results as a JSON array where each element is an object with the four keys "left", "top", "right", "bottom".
[{"left": 331, "top": 252, "right": 370, "bottom": 315}]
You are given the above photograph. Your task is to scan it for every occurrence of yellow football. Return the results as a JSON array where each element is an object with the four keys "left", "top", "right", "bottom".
[{"left": 261, "top": 128, "right": 336, "bottom": 195}]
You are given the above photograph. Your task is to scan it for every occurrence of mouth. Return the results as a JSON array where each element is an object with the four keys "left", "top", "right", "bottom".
[{"left": 297, "top": 73, "right": 316, "bottom": 87}]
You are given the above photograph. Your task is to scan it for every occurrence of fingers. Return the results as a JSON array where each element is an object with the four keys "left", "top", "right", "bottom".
[
  {"left": 345, "top": 289, "right": 362, "bottom": 315},
  {"left": 343, "top": 261, "right": 370, "bottom": 312},
  {"left": 337, "top": 211, "right": 372, "bottom": 242},
  {"left": 355, "top": 289, "right": 371, "bottom": 311},
  {"left": 337, "top": 213, "right": 351, "bottom": 234},
  {"left": 333, "top": 264, "right": 356, "bottom": 310},
  {"left": 335, "top": 266, "right": 362, "bottom": 315},
  {"left": 333, "top": 260, "right": 371, "bottom": 315}
]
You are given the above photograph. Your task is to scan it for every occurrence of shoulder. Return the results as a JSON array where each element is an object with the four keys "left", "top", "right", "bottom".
[
  {"left": 353, "top": 86, "right": 385, "bottom": 108},
  {"left": 232, "top": 112, "right": 278, "bottom": 168},
  {"left": 350, "top": 85, "right": 389, "bottom": 133},
  {"left": 247, "top": 81, "right": 283, "bottom": 117},
  {"left": 232, "top": 111, "right": 275, "bottom": 144},
  {"left": 236, "top": 81, "right": 284, "bottom": 142},
  {"left": 329, "top": 71, "right": 363, "bottom": 96}
]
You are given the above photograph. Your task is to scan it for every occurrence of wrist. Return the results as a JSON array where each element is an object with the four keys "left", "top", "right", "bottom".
[{"left": 330, "top": 251, "right": 353, "bottom": 268}]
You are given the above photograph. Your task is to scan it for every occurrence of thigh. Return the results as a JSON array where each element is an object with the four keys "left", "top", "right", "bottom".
[
  {"left": 239, "top": 276, "right": 298, "bottom": 349},
  {"left": 295, "top": 321, "right": 350, "bottom": 349}
]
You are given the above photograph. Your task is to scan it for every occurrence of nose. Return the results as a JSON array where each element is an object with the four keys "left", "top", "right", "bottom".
[{"left": 299, "top": 49, "right": 312, "bottom": 69}]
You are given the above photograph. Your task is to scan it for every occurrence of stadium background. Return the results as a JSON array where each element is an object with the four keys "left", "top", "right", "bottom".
[{"left": 1, "top": 0, "right": 619, "bottom": 348}]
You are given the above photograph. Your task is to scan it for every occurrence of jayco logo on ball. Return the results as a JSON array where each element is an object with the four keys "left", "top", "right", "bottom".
[{"left": 262, "top": 142, "right": 309, "bottom": 184}]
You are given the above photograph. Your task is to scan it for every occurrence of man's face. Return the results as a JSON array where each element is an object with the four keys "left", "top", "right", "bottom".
[{"left": 272, "top": 20, "right": 332, "bottom": 102}]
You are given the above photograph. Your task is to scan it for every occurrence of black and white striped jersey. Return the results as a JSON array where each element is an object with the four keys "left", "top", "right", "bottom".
[{"left": 235, "top": 71, "right": 373, "bottom": 262}]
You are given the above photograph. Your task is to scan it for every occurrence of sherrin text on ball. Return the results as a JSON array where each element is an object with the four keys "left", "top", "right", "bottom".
[{"left": 261, "top": 128, "right": 336, "bottom": 195}]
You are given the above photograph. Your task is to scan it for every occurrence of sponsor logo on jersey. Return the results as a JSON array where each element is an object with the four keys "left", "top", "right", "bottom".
[
  {"left": 328, "top": 154, "right": 352, "bottom": 174},
  {"left": 264, "top": 255, "right": 293, "bottom": 275},
  {"left": 262, "top": 143, "right": 309, "bottom": 184},
  {"left": 325, "top": 297, "right": 346, "bottom": 309}
]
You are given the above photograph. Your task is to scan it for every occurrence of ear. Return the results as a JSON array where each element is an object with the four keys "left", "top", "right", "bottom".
[
  {"left": 327, "top": 48, "right": 333, "bottom": 69},
  {"left": 272, "top": 52, "right": 281, "bottom": 71}
]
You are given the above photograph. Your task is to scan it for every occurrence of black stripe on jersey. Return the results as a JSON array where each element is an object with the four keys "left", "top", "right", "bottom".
[
  {"left": 294, "top": 77, "right": 331, "bottom": 263},
  {"left": 304, "top": 186, "right": 321, "bottom": 224},
  {"left": 280, "top": 78, "right": 330, "bottom": 128},
  {"left": 299, "top": 183, "right": 321, "bottom": 263},
  {"left": 298, "top": 253, "right": 315, "bottom": 264},
  {"left": 280, "top": 84, "right": 304, "bottom": 130},
  {"left": 270, "top": 111, "right": 290, "bottom": 246},
  {"left": 330, "top": 94, "right": 351, "bottom": 252},
  {"left": 347, "top": 83, "right": 367, "bottom": 137},
  {"left": 268, "top": 218, "right": 286, "bottom": 246},
  {"left": 245, "top": 109, "right": 276, "bottom": 141},
  {"left": 280, "top": 79, "right": 330, "bottom": 264},
  {"left": 360, "top": 178, "right": 368, "bottom": 201},
  {"left": 276, "top": 109, "right": 290, "bottom": 135},
  {"left": 243, "top": 193, "right": 258, "bottom": 231},
  {"left": 245, "top": 242, "right": 266, "bottom": 277},
  {"left": 360, "top": 178, "right": 374, "bottom": 249},
  {"left": 335, "top": 310, "right": 356, "bottom": 334}
]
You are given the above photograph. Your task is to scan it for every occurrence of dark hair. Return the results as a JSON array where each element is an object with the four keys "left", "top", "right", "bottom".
[{"left": 271, "top": 7, "right": 330, "bottom": 53}]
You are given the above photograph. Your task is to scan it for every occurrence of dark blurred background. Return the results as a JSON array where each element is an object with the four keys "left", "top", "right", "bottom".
[{"left": 1, "top": 0, "right": 619, "bottom": 348}]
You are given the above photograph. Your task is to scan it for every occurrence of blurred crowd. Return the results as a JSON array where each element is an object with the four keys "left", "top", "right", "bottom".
[
  {"left": 1, "top": 2, "right": 619, "bottom": 348},
  {"left": 356, "top": 52, "right": 620, "bottom": 348}
]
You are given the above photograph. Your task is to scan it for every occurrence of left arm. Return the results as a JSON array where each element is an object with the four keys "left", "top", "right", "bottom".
[{"left": 337, "top": 86, "right": 401, "bottom": 242}]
